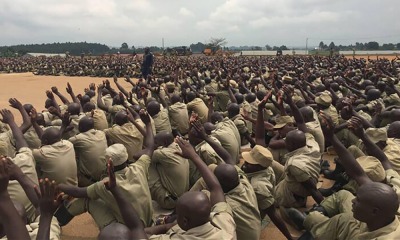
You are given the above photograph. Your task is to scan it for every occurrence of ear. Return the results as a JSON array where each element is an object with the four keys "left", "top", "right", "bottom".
[
  {"left": 372, "top": 207, "right": 380, "bottom": 216},
  {"left": 182, "top": 216, "right": 189, "bottom": 227}
]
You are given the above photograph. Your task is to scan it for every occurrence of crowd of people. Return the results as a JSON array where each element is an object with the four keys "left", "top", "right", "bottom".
[{"left": 1, "top": 53, "right": 400, "bottom": 239}]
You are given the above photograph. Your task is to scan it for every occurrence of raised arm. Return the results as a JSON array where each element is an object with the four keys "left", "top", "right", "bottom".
[
  {"left": 35, "top": 179, "right": 62, "bottom": 240},
  {"left": 65, "top": 83, "right": 81, "bottom": 107},
  {"left": 175, "top": 137, "right": 225, "bottom": 206},
  {"left": 255, "top": 91, "right": 272, "bottom": 146},
  {"left": 320, "top": 113, "right": 371, "bottom": 186},
  {"left": 139, "top": 110, "right": 155, "bottom": 157},
  {"left": 9, "top": 98, "right": 31, "bottom": 134},
  {"left": 348, "top": 117, "right": 392, "bottom": 170},
  {"left": 114, "top": 76, "right": 130, "bottom": 98},
  {"left": 30, "top": 108, "right": 44, "bottom": 140},
  {"left": 282, "top": 86, "right": 308, "bottom": 133},
  {"left": 0, "top": 158, "right": 30, "bottom": 240},
  {"left": 97, "top": 84, "right": 109, "bottom": 112},
  {"left": 0, "top": 109, "right": 28, "bottom": 150},
  {"left": 51, "top": 87, "right": 70, "bottom": 105},
  {"left": 105, "top": 159, "right": 148, "bottom": 239},
  {"left": 192, "top": 121, "right": 235, "bottom": 165},
  {"left": 126, "top": 107, "right": 146, "bottom": 137}
]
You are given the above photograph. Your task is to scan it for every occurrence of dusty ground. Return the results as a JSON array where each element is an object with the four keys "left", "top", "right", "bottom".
[{"left": 0, "top": 73, "right": 337, "bottom": 239}]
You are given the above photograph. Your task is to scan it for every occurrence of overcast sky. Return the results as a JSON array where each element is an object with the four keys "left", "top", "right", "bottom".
[{"left": 1, "top": 0, "right": 399, "bottom": 48}]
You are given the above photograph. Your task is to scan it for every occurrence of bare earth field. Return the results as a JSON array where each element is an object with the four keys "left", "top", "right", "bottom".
[{"left": 0, "top": 73, "right": 336, "bottom": 240}]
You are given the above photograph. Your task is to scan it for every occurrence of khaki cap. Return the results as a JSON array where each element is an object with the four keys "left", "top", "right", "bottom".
[
  {"left": 315, "top": 92, "right": 332, "bottom": 107},
  {"left": 274, "top": 115, "right": 294, "bottom": 129},
  {"left": 242, "top": 145, "right": 273, "bottom": 168},
  {"left": 106, "top": 144, "right": 128, "bottom": 166},
  {"left": 365, "top": 127, "right": 387, "bottom": 143},
  {"left": 356, "top": 156, "right": 385, "bottom": 182}
]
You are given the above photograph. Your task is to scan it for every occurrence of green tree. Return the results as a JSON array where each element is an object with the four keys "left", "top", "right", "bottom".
[
  {"left": 121, "top": 42, "right": 129, "bottom": 49},
  {"left": 207, "top": 37, "right": 227, "bottom": 50},
  {"left": 366, "top": 41, "right": 379, "bottom": 50},
  {"left": 329, "top": 42, "right": 335, "bottom": 49},
  {"left": 319, "top": 41, "right": 325, "bottom": 50},
  {"left": 279, "top": 45, "right": 288, "bottom": 50},
  {"left": 265, "top": 44, "right": 272, "bottom": 50}
]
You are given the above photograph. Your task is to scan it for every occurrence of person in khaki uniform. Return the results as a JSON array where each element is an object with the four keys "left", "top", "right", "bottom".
[
  {"left": 104, "top": 111, "right": 144, "bottom": 160},
  {"left": 83, "top": 102, "right": 108, "bottom": 131},
  {"left": 32, "top": 128, "right": 78, "bottom": 186},
  {"left": 210, "top": 113, "right": 241, "bottom": 163},
  {"left": 68, "top": 117, "right": 107, "bottom": 186},
  {"left": 147, "top": 101, "right": 172, "bottom": 134},
  {"left": 228, "top": 103, "right": 255, "bottom": 147},
  {"left": 241, "top": 145, "right": 293, "bottom": 240},
  {"left": 168, "top": 95, "right": 189, "bottom": 135},
  {"left": 58, "top": 113, "right": 155, "bottom": 228},
  {"left": 315, "top": 92, "right": 339, "bottom": 125},
  {"left": 149, "top": 132, "right": 189, "bottom": 209},
  {"left": 300, "top": 106, "right": 325, "bottom": 153},
  {"left": 191, "top": 163, "right": 261, "bottom": 240},
  {"left": 186, "top": 92, "right": 208, "bottom": 123},
  {"left": 147, "top": 137, "right": 236, "bottom": 240}
]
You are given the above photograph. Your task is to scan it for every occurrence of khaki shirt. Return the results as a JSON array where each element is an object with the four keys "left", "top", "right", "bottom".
[
  {"left": 101, "top": 94, "right": 113, "bottom": 108},
  {"left": 246, "top": 167, "right": 276, "bottom": 210},
  {"left": 322, "top": 105, "right": 339, "bottom": 125},
  {"left": 306, "top": 120, "right": 325, "bottom": 153},
  {"left": 104, "top": 122, "right": 144, "bottom": 160},
  {"left": 309, "top": 212, "right": 400, "bottom": 240},
  {"left": 0, "top": 216, "right": 60, "bottom": 240},
  {"left": 186, "top": 98, "right": 208, "bottom": 123},
  {"left": 231, "top": 114, "right": 249, "bottom": 146},
  {"left": 384, "top": 139, "right": 400, "bottom": 174},
  {"left": 195, "top": 137, "right": 224, "bottom": 166},
  {"left": 149, "top": 202, "right": 236, "bottom": 240},
  {"left": 107, "top": 104, "right": 126, "bottom": 126},
  {"left": 85, "top": 109, "right": 108, "bottom": 130},
  {"left": 24, "top": 126, "right": 41, "bottom": 149},
  {"left": 168, "top": 102, "right": 189, "bottom": 134},
  {"left": 153, "top": 108, "right": 172, "bottom": 134},
  {"left": 214, "top": 91, "right": 230, "bottom": 112},
  {"left": 63, "top": 113, "right": 85, "bottom": 139},
  {"left": 212, "top": 118, "right": 241, "bottom": 162},
  {"left": 7, "top": 147, "right": 39, "bottom": 223},
  {"left": 68, "top": 129, "right": 107, "bottom": 181},
  {"left": 225, "top": 167, "right": 261, "bottom": 240},
  {"left": 33, "top": 140, "right": 78, "bottom": 186},
  {"left": 87, "top": 155, "right": 153, "bottom": 227},
  {"left": 152, "top": 143, "right": 190, "bottom": 197},
  {"left": 0, "top": 130, "right": 16, "bottom": 157}
]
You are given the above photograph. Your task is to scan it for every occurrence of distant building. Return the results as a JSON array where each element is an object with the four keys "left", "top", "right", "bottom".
[{"left": 22, "top": 53, "right": 66, "bottom": 58}]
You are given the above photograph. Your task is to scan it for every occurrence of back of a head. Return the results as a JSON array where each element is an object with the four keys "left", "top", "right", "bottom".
[
  {"left": 210, "top": 112, "right": 223, "bottom": 124},
  {"left": 170, "top": 94, "right": 180, "bottom": 104},
  {"left": 186, "top": 92, "right": 196, "bottom": 102},
  {"left": 285, "top": 129, "right": 306, "bottom": 152},
  {"left": 388, "top": 121, "right": 400, "bottom": 138},
  {"left": 68, "top": 102, "right": 81, "bottom": 115},
  {"left": 256, "top": 90, "right": 266, "bottom": 101},
  {"left": 176, "top": 191, "right": 211, "bottom": 231},
  {"left": 146, "top": 101, "right": 161, "bottom": 117},
  {"left": 98, "top": 223, "right": 131, "bottom": 240},
  {"left": 366, "top": 89, "right": 381, "bottom": 101},
  {"left": 354, "top": 182, "right": 399, "bottom": 222},
  {"left": 154, "top": 132, "right": 174, "bottom": 147},
  {"left": 227, "top": 103, "right": 240, "bottom": 118},
  {"left": 234, "top": 93, "right": 244, "bottom": 104},
  {"left": 114, "top": 110, "right": 128, "bottom": 126},
  {"left": 83, "top": 102, "right": 96, "bottom": 113},
  {"left": 245, "top": 93, "right": 256, "bottom": 103},
  {"left": 299, "top": 106, "right": 314, "bottom": 122},
  {"left": 78, "top": 116, "right": 94, "bottom": 133},
  {"left": 214, "top": 164, "right": 239, "bottom": 193},
  {"left": 41, "top": 127, "right": 61, "bottom": 145}
]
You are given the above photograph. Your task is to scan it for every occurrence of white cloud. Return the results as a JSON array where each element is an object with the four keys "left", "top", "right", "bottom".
[
  {"left": 0, "top": 0, "right": 399, "bottom": 47},
  {"left": 179, "top": 7, "right": 194, "bottom": 17}
]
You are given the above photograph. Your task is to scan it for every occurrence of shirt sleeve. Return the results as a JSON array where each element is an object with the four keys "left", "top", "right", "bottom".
[
  {"left": 288, "top": 165, "right": 311, "bottom": 182},
  {"left": 86, "top": 181, "right": 104, "bottom": 200}
]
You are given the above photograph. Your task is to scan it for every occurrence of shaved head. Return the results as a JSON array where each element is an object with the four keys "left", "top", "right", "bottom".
[
  {"left": 176, "top": 191, "right": 211, "bottom": 231},
  {"left": 285, "top": 130, "right": 306, "bottom": 152},
  {"left": 41, "top": 127, "right": 61, "bottom": 145},
  {"left": 98, "top": 223, "right": 131, "bottom": 240},
  {"left": 214, "top": 164, "right": 239, "bottom": 193}
]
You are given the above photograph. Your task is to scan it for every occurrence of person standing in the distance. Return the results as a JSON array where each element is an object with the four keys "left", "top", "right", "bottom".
[{"left": 141, "top": 47, "right": 154, "bottom": 81}]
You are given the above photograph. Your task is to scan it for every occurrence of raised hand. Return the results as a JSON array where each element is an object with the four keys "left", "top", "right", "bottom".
[
  {"left": 282, "top": 85, "right": 293, "bottom": 104},
  {"left": 113, "top": 75, "right": 118, "bottom": 83},
  {"left": 104, "top": 158, "right": 116, "bottom": 191},
  {"left": 139, "top": 109, "right": 151, "bottom": 125},
  {"left": 5, "top": 158, "right": 23, "bottom": 181},
  {"left": 89, "top": 83, "right": 96, "bottom": 91},
  {"left": 347, "top": 116, "right": 365, "bottom": 138},
  {"left": 8, "top": 98, "right": 23, "bottom": 109},
  {"left": 34, "top": 178, "right": 62, "bottom": 216},
  {"left": 46, "top": 90, "right": 54, "bottom": 100},
  {"left": 51, "top": 86, "right": 59, "bottom": 94},
  {"left": 62, "top": 112, "right": 71, "bottom": 127},
  {"left": 175, "top": 137, "right": 197, "bottom": 160},
  {"left": 30, "top": 108, "right": 38, "bottom": 122},
  {"left": 319, "top": 112, "right": 335, "bottom": 138},
  {"left": 66, "top": 82, "right": 73, "bottom": 94},
  {"left": 191, "top": 120, "right": 208, "bottom": 139},
  {"left": 0, "top": 158, "right": 10, "bottom": 193},
  {"left": 0, "top": 109, "right": 15, "bottom": 124},
  {"left": 258, "top": 90, "right": 272, "bottom": 110}
]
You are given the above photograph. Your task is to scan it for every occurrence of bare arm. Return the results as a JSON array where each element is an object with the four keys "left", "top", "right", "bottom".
[
  {"left": 175, "top": 137, "right": 225, "bottom": 205},
  {"left": 51, "top": 87, "right": 70, "bottom": 105},
  {"left": 114, "top": 77, "right": 130, "bottom": 98},
  {"left": 9, "top": 98, "right": 31, "bottom": 134}
]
